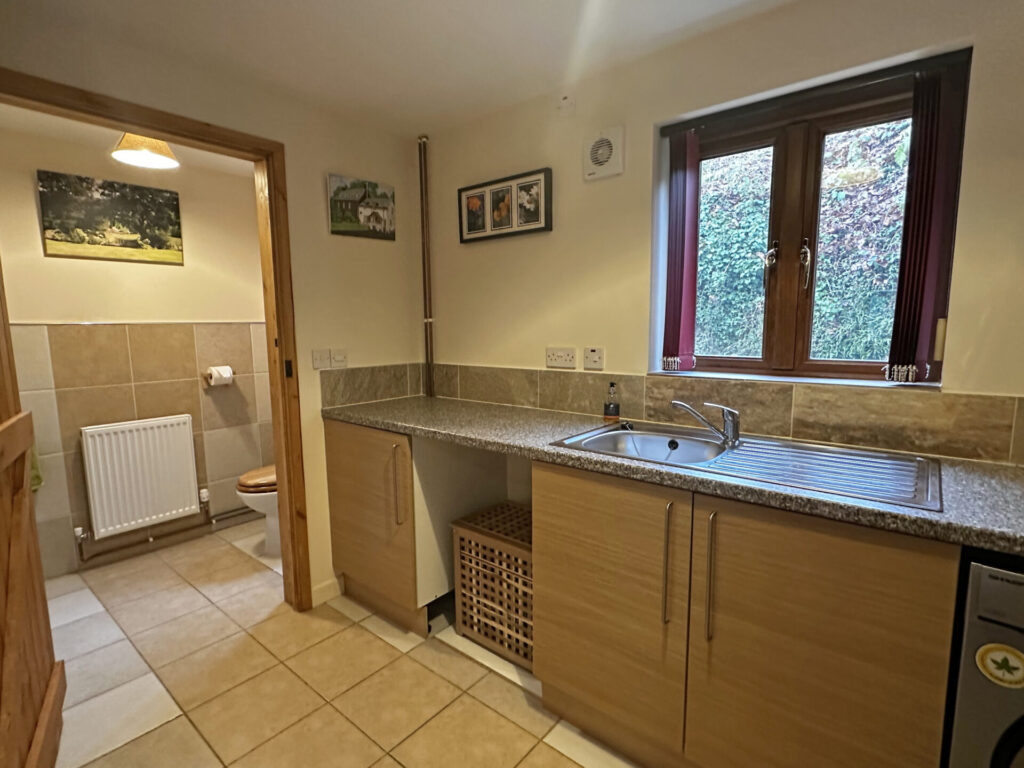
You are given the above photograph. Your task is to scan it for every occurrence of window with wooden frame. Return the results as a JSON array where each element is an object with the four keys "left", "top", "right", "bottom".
[{"left": 660, "top": 50, "right": 970, "bottom": 381}]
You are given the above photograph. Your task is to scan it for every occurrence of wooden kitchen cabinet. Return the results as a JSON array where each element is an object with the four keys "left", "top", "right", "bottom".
[
  {"left": 532, "top": 462, "right": 693, "bottom": 768},
  {"left": 686, "top": 494, "right": 960, "bottom": 768},
  {"left": 325, "top": 421, "right": 419, "bottom": 627}
]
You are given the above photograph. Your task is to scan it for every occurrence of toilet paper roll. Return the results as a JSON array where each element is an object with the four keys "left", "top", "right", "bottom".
[{"left": 205, "top": 365, "right": 234, "bottom": 386}]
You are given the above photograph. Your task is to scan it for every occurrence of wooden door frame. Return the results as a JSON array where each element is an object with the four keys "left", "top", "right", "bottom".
[{"left": 0, "top": 66, "right": 312, "bottom": 610}]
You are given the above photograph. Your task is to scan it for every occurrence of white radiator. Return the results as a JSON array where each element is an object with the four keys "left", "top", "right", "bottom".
[{"left": 82, "top": 414, "right": 201, "bottom": 540}]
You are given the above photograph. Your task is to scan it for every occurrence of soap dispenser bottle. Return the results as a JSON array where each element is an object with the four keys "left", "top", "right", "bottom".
[{"left": 603, "top": 381, "right": 620, "bottom": 423}]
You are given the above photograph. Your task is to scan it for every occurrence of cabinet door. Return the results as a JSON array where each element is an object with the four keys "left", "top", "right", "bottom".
[
  {"left": 533, "top": 463, "right": 692, "bottom": 761},
  {"left": 686, "top": 495, "right": 959, "bottom": 768},
  {"left": 325, "top": 421, "right": 415, "bottom": 610}
]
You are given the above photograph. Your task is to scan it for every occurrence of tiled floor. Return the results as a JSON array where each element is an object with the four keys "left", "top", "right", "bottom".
[{"left": 48, "top": 521, "right": 636, "bottom": 767}]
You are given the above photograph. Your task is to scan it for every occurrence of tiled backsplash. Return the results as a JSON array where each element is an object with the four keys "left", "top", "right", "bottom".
[
  {"left": 320, "top": 363, "right": 425, "bottom": 407},
  {"left": 12, "top": 322, "right": 274, "bottom": 576}
]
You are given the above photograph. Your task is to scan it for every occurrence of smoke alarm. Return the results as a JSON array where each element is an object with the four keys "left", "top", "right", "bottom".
[{"left": 583, "top": 126, "right": 624, "bottom": 181}]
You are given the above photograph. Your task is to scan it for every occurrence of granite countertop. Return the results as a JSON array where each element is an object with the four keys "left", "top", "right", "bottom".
[{"left": 322, "top": 396, "right": 1024, "bottom": 556}]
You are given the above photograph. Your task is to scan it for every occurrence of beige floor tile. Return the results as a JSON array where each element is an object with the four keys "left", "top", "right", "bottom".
[
  {"left": 332, "top": 656, "right": 460, "bottom": 750},
  {"left": 52, "top": 611, "right": 126, "bottom": 661},
  {"left": 249, "top": 603, "right": 351, "bottom": 660},
  {"left": 164, "top": 539, "right": 255, "bottom": 582},
  {"left": 408, "top": 638, "right": 488, "bottom": 690},
  {"left": 542, "top": 722, "right": 639, "bottom": 768},
  {"left": 106, "top": 582, "right": 210, "bottom": 635},
  {"left": 155, "top": 633, "right": 277, "bottom": 710},
  {"left": 435, "top": 626, "right": 542, "bottom": 696},
  {"left": 519, "top": 743, "right": 584, "bottom": 768},
  {"left": 285, "top": 624, "right": 400, "bottom": 699},
  {"left": 57, "top": 673, "right": 180, "bottom": 768},
  {"left": 215, "top": 581, "right": 288, "bottom": 627},
  {"left": 189, "top": 665, "right": 321, "bottom": 764},
  {"left": 371, "top": 758, "right": 402, "bottom": 768},
  {"left": 132, "top": 605, "right": 240, "bottom": 667},
  {"left": 232, "top": 705, "right": 383, "bottom": 768},
  {"left": 83, "top": 559, "right": 185, "bottom": 607},
  {"left": 157, "top": 533, "right": 226, "bottom": 560},
  {"left": 391, "top": 694, "right": 536, "bottom": 768},
  {"left": 232, "top": 532, "right": 284, "bottom": 574},
  {"left": 83, "top": 715, "right": 220, "bottom": 768},
  {"left": 48, "top": 589, "right": 104, "bottom": 628},
  {"left": 46, "top": 573, "right": 87, "bottom": 599},
  {"left": 214, "top": 518, "right": 265, "bottom": 542},
  {"left": 468, "top": 672, "right": 557, "bottom": 738},
  {"left": 326, "top": 593, "right": 373, "bottom": 622},
  {"left": 189, "top": 558, "right": 279, "bottom": 603},
  {"left": 360, "top": 614, "right": 425, "bottom": 653},
  {"left": 64, "top": 639, "right": 149, "bottom": 708}
]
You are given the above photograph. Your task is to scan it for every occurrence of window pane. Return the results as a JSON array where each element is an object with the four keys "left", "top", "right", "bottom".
[
  {"left": 809, "top": 118, "right": 912, "bottom": 361},
  {"left": 695, "top": 146, "right": 773, "bottom": 358}
]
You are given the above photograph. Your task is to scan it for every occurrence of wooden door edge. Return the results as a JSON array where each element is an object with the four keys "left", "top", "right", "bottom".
[{"left": 24, "top": 661, "right": 65, "bottom": 768}]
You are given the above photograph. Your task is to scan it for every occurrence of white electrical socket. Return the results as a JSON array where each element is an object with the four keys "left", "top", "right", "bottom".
[
  {"left": 545, "top": 346, "right": 576, "bottom": 369},
  {"left": 311, "top": 349, "right": 331, "bottom": 369},
  {"left": 583, "top": 347, "right": 605, "bottom": 371},
  {"left": 330, "top": 348, "right": 348, "bottom": 369}
]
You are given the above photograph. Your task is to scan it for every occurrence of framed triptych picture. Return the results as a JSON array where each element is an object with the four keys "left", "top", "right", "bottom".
[{"left": 458, "top": 167, "right": 552, "bottom": 243}]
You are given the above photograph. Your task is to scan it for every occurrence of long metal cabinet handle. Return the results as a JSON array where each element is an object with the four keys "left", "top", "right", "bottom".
[
  {"left": 705, "top": 511, "right": 718, "bottom": 641},
  {"left": 391, "top": 443, "right": 402, "bottom": 525},
  {"left": 661, "top": 501, "right": 673, "bottom": 624}
]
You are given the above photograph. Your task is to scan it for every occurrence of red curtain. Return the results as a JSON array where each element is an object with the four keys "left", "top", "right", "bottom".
[{"left": 662, "top": 130, "right": 700, "bottom": 371}]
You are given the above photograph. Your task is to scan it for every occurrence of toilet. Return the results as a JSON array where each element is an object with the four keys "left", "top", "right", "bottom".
[{"left": 235, "top": 465, "right": 280, "bottom": 557}]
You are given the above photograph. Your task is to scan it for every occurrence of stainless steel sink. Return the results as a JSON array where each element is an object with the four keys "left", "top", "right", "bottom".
[{"left": 553, "top": 422, "right": 942, "bottom": 511}]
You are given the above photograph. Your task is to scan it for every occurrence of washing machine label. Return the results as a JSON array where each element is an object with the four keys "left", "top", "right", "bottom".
[{"left": 975, "top": 643, "right": 1024, "bottom": 688}]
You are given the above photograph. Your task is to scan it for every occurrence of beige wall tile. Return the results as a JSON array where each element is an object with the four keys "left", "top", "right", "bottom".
[
  {"left": 34, "top": 452, "right": 71, "bottom": 522},
  {"left": 204, "top": 424, "right": 261, "bottom": 482},
  {"left": 459, "top": 366, "right": 539, "bottom": 407},
  {"left": 201, "top": 374, "right": 258, "bottom": 430},
  {"left": 645, "top": 375, "right": 794, "bottom": 437},
  {"left": 20, "top": 389, "right": 62, "bottom": 455},
  {"left": 251, "top": 323, "right": 269, "bottom": 374},
  {"left": 792, "top": 385, "right": 1016, "bottom": 460},
  {"left": 193, "top": 435, "right": 207, "bottom": 484},
  {"left": 431, "top": 363, "right": 459, "bottom": 398},
  {"left": 194, "top": 323, "right": 254, "bottom": 377},
  {"left": 207, "top": 477, "right": 243, "bottom": 515},
  {"left": 231, "top": 705, "right": 383, "bottom": 768},
  {"left": 320, "top": 364, "right": 410, "bottom": 407},
  {"left": 255, "top": 372, "right": 272, "bottom": 422},
  {"left": 259, "top": 422, "right": 275, "bottom": 468},
  {"left": 37, "top": 515, "right": 78, "bottom": 578},
  {"left": 1012, "top": 399, "right": 1024, "bottom": 465},
  {"left": 128, "top": 324, "right": 197, "bottom": 382},
  {"left": 11, "top": 324, "right": 54, "bottom": 390},
  {"left": 539, "top": 371, "right": 643, "bottom": 419},
  {"left": 64, "top": 451, "right": 89, "bottom": 527},
  {"left": 56, "top": 384, "right": 136, "bottom": 452},
  {"left": 134, "top": 379, "right": 202, "bottom": 427},
  {"left": 49, "top": 324, "right": 132, "bottom": 388}
]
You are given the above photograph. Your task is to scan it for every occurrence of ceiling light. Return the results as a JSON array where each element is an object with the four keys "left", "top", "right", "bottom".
[{"left": 111, "top": 132, "right": 179, "bottom": 169}]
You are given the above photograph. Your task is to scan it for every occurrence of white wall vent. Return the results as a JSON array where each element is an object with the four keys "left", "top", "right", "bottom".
[{"left": 583, "top": 126, "right": 624, "bottom": 181}]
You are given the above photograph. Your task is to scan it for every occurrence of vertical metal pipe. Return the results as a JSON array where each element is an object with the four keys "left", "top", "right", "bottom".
[{"left": 417, "top": 135, "right": 435, "bottom": 396}]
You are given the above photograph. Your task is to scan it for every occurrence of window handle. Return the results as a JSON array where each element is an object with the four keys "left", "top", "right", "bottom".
[
  {"left": 800, "top": 237, "right": 814, "bottom": 291},
  {"left": 759, "top": 240, "right": 779, "bottom": 292}
]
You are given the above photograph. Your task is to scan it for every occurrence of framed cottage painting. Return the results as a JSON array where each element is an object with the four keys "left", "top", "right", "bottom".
[
  {"left": 37, "top": 170, "right": 183, "bottom": 265},
  {"left": 328, "top": 174, "right": 395, "bottom": 240},
  {"left": 458, "top": 167, "right": 551, "bottom": 243}
]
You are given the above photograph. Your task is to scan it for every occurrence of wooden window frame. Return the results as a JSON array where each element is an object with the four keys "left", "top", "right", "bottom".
[{"left": 661, "top": 50, "right": 970, "bottom": 381}]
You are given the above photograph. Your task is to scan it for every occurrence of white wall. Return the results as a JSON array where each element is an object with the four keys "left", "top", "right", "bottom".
[
  {"left": 0, "top": 22, "right": 424, "bottom": 600},
  {"left": 428, "top": 0, "right": 1024, "bottom": 396},
  {"left": 0, "top": 123, "right": 264, "bottom": 323}
]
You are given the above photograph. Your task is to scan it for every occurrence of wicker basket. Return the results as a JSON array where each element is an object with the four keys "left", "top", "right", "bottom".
[{"left": 452, "top": 501, "right": 533, "bottom": 670}]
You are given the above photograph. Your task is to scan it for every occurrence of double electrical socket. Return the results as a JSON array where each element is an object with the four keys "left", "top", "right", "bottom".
[
  {"left": 545, "top": 346, "right": 605, "bottom": 371},
  {"left": 312, "top": 348, "right": 348, "bottom": 370}
]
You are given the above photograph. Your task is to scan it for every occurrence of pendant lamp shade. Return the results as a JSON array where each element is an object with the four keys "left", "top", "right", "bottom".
[{"left": 111, "top": 133, "right": 179, "bottom": 169}]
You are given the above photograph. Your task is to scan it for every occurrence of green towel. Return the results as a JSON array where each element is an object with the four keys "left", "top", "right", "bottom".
[{"left": 30, "top": 446, "right": 43, "bottom": 493}]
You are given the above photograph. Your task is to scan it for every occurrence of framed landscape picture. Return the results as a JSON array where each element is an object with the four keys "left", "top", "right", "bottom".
[
  {"left": 458, "top": 167, "right": 551, "bottom": 243},
  {"left": 328, "top": 174, "right": 395, "bottom": 240},
  {"left": 37, "top": 170, "right": 183, "bottom": 265}
]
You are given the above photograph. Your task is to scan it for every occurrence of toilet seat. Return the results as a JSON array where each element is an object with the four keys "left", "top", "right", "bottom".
[{"left": 237, "top": 465, "right": 276, "bottom": 493}]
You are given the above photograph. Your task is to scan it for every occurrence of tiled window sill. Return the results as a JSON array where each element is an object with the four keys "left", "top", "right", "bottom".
[{"left": 648, "top": 369, "right": 943, "bottom": 390}]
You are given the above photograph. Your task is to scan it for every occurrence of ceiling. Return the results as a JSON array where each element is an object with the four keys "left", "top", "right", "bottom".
[
  {"left": 0, "top": 103, "right": 254, "bottom": 176},
  {"left": 2, "top": 0, "right": 784, "bottom": 133}
]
